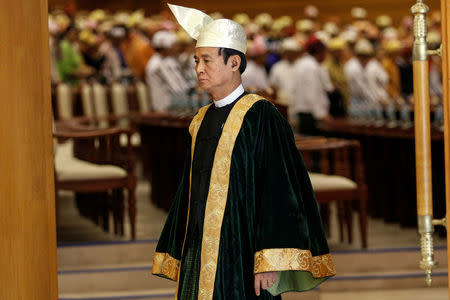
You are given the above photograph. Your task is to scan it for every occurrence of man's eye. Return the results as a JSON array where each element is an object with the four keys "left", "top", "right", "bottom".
[{"left": 204, "top": 60, "right": 210, "bottom": 63}]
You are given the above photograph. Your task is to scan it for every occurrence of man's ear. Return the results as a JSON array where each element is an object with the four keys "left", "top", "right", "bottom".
[{"left": 230, "top": 55, "right": 241, "bottom": 71}]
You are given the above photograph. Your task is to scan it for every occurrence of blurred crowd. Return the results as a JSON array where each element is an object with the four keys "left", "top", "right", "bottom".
[{"left": 48, "top": 5, "right": 443, "bottom": 125}]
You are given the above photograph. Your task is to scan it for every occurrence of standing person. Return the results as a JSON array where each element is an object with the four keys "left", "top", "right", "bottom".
[
  {"left": 325, "top": 37, "right": 350, "bottom": 116},
  {"left": 145, "top": 30, "right": 189, "bottom": 112},
  {"left": 344, "top": 39, "right": 380, "bottom": 110},
  {"left": 269, "top": 37, "right": 301, "bottom": 120},
  {"left": 152, "top": 4, "right": 336, "bottom": 300},
  {"left": 242, "top": 36, "right": 270, "bottom": 92},
  {"left": 381, "top": 39, "right": 403, "bottom": 104},
  {"left": 292, "top": 37, "right": 331, "bottom": 135}
]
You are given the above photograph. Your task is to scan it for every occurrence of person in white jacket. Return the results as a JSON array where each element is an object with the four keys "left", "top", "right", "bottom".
[
  {"left": 145, "top": 30, "right": 189, "bottom": 112},
  {"left": 292, "top": 37, "right": 331, "bottom": 135}
]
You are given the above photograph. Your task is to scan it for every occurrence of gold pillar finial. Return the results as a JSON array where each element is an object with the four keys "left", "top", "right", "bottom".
[{"left": 411, "top": 0, "right": 430, "bottom": 61}]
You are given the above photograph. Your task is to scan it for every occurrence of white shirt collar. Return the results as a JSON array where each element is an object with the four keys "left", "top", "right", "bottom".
[{"left": 213, "top": 84, "right": 244, "bottom": 108}]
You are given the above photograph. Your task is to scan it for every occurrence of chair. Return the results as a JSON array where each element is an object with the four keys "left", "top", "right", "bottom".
[
  {"left": 135, "top": 81, "right": 150, "bottom": 114},
  {"left": 80, "top": 83, "right": 95, "bottom": 118},
  {"left": 56, "top": 83, "right": 74, "bottom": 120},
  {"left": 54, "top": 125, "right": 137, "bottom": 239},
  {"left": 296, "top": 137, "right": 368, "bottom": 248},
  {"left": 111, "top": 83, "right": 141, "bottom": 147}
]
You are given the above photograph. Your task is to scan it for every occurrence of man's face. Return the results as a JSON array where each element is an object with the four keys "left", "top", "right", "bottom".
[{"left": 194, "top": 47, "right": 233, "bottom": 93}]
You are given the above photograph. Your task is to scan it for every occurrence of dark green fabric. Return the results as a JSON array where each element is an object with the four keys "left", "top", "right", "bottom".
[
  {"left": 153, "top": 144, "right": 191, "bottom": 274},
  {"left": 180, "top": 94, "right": 241, "bottom": 299},
  {"left": 155, "top": 99, "right": 333, "bottom": 299}
]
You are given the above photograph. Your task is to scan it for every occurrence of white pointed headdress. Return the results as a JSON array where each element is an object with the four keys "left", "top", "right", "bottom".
[{"left": 168, "top": 4, "right": 247, "bottom": 54}]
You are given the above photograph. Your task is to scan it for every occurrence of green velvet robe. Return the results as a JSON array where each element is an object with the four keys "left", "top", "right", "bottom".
[{"left": 152, "top": 94, "right": 336, "bottom": 300}]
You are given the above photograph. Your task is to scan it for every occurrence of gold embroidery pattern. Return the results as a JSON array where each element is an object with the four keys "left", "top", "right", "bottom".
[
  {"left": 175, "top": 104, "right": 212, "bottom": 299},
  {"left": 198, "top": 95, "right": 263, "bottom": 300},
  {"left": 254, "top": 248, "right": 337, "bottom": 278},
  {"left": 152, "top": 252, "right": 181, "bottom": 281}
]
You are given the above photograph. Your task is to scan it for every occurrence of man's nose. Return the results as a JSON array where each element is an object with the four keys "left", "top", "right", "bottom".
[{"left": 196, "top": 61, "right": 204, "bottom": 74}]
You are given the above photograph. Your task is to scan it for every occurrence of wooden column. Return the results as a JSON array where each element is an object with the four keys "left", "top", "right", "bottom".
[
  {"left": 440, "top": 0, "right": 450, "bottom": 295},
  {"left": 0, "top": 1, "right": 58, "bottom": 300}
]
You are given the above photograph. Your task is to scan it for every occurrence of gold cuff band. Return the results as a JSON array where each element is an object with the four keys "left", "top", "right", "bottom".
[
  {"left": 254, "top": 248, "right": 336, "bottom": 278},
  {"left": 152, "top": 252, "right": 180, "bottom": 281}
]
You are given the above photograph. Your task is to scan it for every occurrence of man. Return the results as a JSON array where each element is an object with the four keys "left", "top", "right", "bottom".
[
  {"left": 242, "top": 36, "right": 270, "bottom": 92},
  {"left": 269, "top": 37, "right": 301, "bottom": 120},
  {"left": 115, "top": 14, "right": 155, "bottom": 80},
  {"left": 145, "top": 30, "right": 189, "bottom": 112},
  {"left": 381, "top": 39, "right": 403, "bottom": 104},
  {"left": 292, "top": 37, "right": 332, "bottom": 135},
  {"left": 152, "top": 4, "right": 336, "bottom": 300},
  {"left": 100, "top": 25, "right": 131, "bottom": 84},
  {"left": 325, "top": 37, "right": 350, "bottom": 116},
  {"left": 344, "top": 39, "right": 383, "bottom": 110}
]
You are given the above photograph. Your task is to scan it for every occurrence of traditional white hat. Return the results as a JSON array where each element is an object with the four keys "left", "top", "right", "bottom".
[
  {"left": 327, "top": 37, "right": 346, "bottom": 51},
  {"left": 354, "top": 39, "right": 374, "bottom": 56},
  {"left": 323, "top": 22, "right": 339, "bottom": 36},
  {"left": 168, "top": 3, "right": 247, "bottom": 54},
  {"left": 376, "top": 15, "right": 393, "bottom": 28},
  {"left": 254, "top": 13, "right": 273, "bottom": 27},
  {"left": 351, "top": 7, "right": 367, "bottom": 20},
  {"left": 280, "top": 37, "right": 301, "bottom": 51},
  {"left": 304, "top": 5, "right": 319, "bottom": 19},
  {"left": 296, "top": 19, "right": 314, "bottom": 32},
  {"left": 427, "top": 30, "right": 441, "bottom": 45},
  {"left": 383, "top": 39, "right": 402, "bottom": 53},
  {"left": 152, "top": 30, "right": 178, "bottom": 49}
]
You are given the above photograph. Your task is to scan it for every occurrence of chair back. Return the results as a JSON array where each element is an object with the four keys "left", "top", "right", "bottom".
[
  {"left": 296, "top": 137, "right": 365, "bottom": 184},
  {"left": 92, "top": 83, "right": 109, "bottom": 128},
  {"left": 111, "top": 83, "right": 130, "bottom": 128},
  {"left": 136, "top": 81, "right": 150, "bottom": 113},
  {"left": 56, "top": 83, "right": 73, "bottom": 120},
  {"left": 81, "top": 84, "right": 95, "bottom": 117}
]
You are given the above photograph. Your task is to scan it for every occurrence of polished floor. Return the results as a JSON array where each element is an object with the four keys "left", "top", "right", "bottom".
[
  {"left": 57, "top": 179, "right": 447, "bottom": 250},
  {"left": 56, "top": 176, "right": 449, "bottom": 299}
]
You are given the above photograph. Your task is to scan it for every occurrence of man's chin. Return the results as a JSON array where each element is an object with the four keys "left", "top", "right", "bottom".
[{"left": 199, "top": 81, "right": 210, "bottom": 91}]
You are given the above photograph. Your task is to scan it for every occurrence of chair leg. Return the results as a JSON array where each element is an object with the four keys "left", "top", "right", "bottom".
[
  {"left": 359, "top": 186, "right": 368, "bottom": 248},
  {"left": 337, "top": 201, "right": 345, "bottom": 243},
  {"left": 127, "top": 187, "right": 136, "bottom": 239},
  {"left": 101, "top": 192, "right": 110, "bottom": 233},
  {"left": 345, "top": 201, "right": 353, "bottom": 244},
  {"left": 112, "top": 190, "right": 119, "bottom": 235},
  {"left": 117, "top": 189, "right": 125, "bottom": 236}
]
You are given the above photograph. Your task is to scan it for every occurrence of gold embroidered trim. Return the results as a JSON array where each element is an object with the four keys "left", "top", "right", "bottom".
[
  {"left": 152, "top": 252, "right": 181, "bottom": 281},
  {"left": 175, "top": 104, "right": 212, "bottom": 299},
  {"left": 254, "top": 248, "right": 337, "bottom": 278},
  {"left": 198, "top": 94, "right": 263, "bottom": 300}
]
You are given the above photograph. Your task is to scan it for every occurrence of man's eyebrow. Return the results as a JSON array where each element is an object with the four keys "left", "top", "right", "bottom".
[{"left": 193, "top": 54, "right": 213, "bottom": 59}]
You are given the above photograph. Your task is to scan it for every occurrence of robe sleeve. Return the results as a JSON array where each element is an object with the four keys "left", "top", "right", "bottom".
[
  {"left": 152, "top": 140, "right": 191, "bottom": 281},
  {"left": 252, "top": 101, "right": 336, "bottom": 294}
]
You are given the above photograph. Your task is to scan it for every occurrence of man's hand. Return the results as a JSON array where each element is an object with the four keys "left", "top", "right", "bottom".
[{"left": 254, "top": 271, "right": 277, "bottom": 296}]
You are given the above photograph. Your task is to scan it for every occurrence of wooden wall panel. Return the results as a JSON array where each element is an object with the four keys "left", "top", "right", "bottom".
[
  {"left": 0, "top": 0, "right": 58, "bottom": 300},
  {"left": 49, "top": 0, "right": 441, "bottom": 24},
  {"left": 164, "top": 0, "right": 441, "bottom": 23}
]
